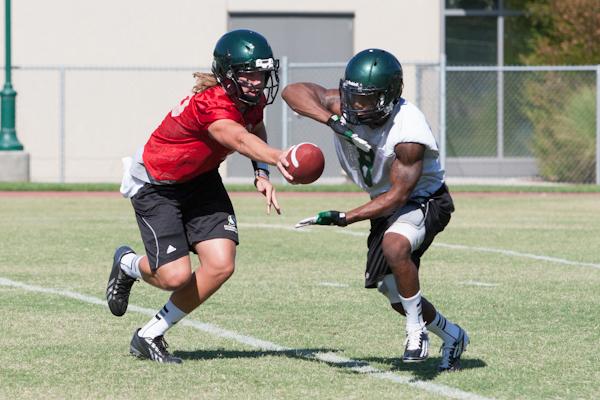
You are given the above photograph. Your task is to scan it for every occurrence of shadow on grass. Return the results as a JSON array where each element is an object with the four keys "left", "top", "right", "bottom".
[
  {"left": 174, "top": 348, "right": 339, "bottom": 361},
  {"left": 174, "top": 347, "right": 486, "bottom": 381},
  {"left": 360, "top": 355, "right": 487, "bottom": 381}
]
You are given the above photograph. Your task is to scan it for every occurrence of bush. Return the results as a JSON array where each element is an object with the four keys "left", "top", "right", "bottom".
[{"left": 528, "top": 81, "right": 596, "bottom": 183}]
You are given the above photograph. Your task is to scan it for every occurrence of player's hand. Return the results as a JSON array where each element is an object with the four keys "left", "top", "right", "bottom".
[
  {"left": 255, "top": 176, "right": 281, "bottom": 215},
  {"left": 326, "top": 115, "right": 372, "bottom": 152},
  {"left": 277, "top": 147, "right": 296, "bottom": 184},
  {"left": 295, "top": 210, "right": 347, "bottom": 228}
]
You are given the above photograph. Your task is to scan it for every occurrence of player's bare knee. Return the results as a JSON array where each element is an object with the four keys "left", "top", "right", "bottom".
[
  {"left": 159, "top": 264, "right": 192, "bottom": 291},
  {"left": 163, "top": 271, "right": 192, "bottom": 291},
  {"left": 382, "top": 233, "right": 412, "bottom": 267},
  {"left": 219, "top": 262, "right": 235, "bottom": 281},
  {"left": 207, "top": 262, "right": 235, "bottom": 284}
]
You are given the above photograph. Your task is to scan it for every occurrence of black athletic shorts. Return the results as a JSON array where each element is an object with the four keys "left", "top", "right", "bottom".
[
  {"left": 364, "top": 184, "right": 454, "bottom": 288},
  {"left": 130, "top": 169, "right": 238, "bottom": 271}
]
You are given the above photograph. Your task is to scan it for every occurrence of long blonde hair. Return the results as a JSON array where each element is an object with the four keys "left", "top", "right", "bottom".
[{"left": 192, "top": 72, "right": 218, "bottom": 93}]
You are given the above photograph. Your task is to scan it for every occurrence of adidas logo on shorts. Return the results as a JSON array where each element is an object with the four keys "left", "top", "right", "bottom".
[{"left": 224, "top": 215, "right": 237, "bottom": 233}]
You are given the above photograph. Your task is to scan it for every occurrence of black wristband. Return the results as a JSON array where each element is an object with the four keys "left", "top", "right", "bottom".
[
  {"left": 326, "top": 114, "right": 340, "bottom": 127},
  {"left": 326, "top": 115, "right": 348, "bottom": 136},
  {"left": 338, "top": 212, "right": 348, "bottom": 227},
  {"left": 251, "top": 160, "right": 270, "bottom": 176},
  {"left": 254, "top": 169, "right": 269, "bottom": 179}
]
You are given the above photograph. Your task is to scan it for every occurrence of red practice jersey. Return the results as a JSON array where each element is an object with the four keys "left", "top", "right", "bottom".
[{"left": 143, "top": 85, "right": 265, "bottom": 183}]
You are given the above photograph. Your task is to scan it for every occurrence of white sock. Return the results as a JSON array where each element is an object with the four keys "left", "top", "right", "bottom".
[
  {"left": 427, "top": 311, "right": 462, "bottom": 344},
  {"left": 138, "top": 299, "right": 188, "bottom": 338},
  {"left": 399, "top": 290, "right": 426, "bottom": 332},
  {"left": 120, "top": 253, "right": 142, "bottom": 279}
]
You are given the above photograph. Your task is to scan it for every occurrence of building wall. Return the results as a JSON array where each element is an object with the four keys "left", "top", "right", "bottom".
[
  {"left": 227, "top": 0, "right": 441, "bottom": 63},
  {"left": 1, "top": 0, "right": 441, "bottom": 182}
]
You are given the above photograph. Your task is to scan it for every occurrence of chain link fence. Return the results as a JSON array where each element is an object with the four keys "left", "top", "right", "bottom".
[
  {"left": 444, "top": 65, "right": 599, "bottom": 183},
  {"left": 10, "top": 63, "right": 600, "bottom": 184}
]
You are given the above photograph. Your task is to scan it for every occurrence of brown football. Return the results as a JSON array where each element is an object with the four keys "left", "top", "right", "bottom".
[{"left": 285, "top": 142, "right": 325, "bottom": 184}]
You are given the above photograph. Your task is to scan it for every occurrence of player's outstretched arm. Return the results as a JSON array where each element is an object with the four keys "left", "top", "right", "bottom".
[
  {"left": 282, "top": 83, "right": 340, "bottom": 124},
  {"left": 283, "top": 83, "right": 371, "bottom": 152},
  {"left": 344, "top": 143, "right": 425, "bottom": 224},
  {"left": 208, "top": 119, "right": 293, "bottom": 181},
  {"left": 295, "top": 143, "right": 425, "bottom": 228}
]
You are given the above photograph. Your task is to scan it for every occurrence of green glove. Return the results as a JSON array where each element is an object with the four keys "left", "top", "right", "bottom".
[
  {"left": 316, "top": 211, "right": 347, "bottom": 226},
  {"left": 296, "top": 210, "right": 348, "bottom": 228},
  {"left": 296, "top": 210, "right": 347, "bottom": 228}
]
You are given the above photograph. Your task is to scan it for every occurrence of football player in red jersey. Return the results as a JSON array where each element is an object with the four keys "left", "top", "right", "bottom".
[{"left": 106, "top": 29, "right": 293, "bottom": 363}]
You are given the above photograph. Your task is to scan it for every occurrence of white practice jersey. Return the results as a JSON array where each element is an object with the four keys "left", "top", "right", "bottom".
[{"left": 334, "top": 98, "right": 445, "bottom": 199}]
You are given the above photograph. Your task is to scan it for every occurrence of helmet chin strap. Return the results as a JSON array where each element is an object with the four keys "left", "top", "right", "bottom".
[
  {"left": 214, "top": 69, "right": 278, "bottom": 108},
  {"left": 361, "top": 115, "right": 389, "bottom": 128},
  {"left": 219, "top": 76, "right": 261, "bottom": 106},
  {"left": 239, "top": 93, "right": 262, "bottom": 105},
  {"left": 353, "top": 96, "right": 399, "bottom": 126},
  {"left": 345, "top": 106, "right": 391, "bottom": 126},
  {"left": 367, "top": 116, "right": 390, "bottom": 128}
]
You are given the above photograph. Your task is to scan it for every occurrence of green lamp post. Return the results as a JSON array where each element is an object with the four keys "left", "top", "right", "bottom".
[{"left": 0, "top": 0, "right": 23, "bottom": 150}]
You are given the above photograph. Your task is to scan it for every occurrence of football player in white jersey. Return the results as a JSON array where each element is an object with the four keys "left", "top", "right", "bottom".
[{"left": 283, "top": 49, "right": 469, "bottom": 372}]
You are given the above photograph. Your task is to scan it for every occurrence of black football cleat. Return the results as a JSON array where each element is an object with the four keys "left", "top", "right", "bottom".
[
  {"left": 402, "top": 327, "right": 429, "bottom": 363},
  {"left": 106, "top": 245, "right": 137, "bottom": 316},
  {"left": 438, "top": 325, "right": 469, "bottom": 372},
  {"left": 130, "top": 329, "right": 183, "bottom": 364}
]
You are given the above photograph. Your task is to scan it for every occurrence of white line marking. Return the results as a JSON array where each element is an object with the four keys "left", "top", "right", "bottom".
[
  {"left": 240, "top": 223, "right": 600, "bottom": 270},
  {"left": 432, "top": 243, "right": 600, "bottom": 270},
  {"left": 240, "top": 222, "right": 306, "bottom": 233},
  {"left": 318, "top": 281, "right": 349, "bottom": 288},
  {"left": 141, "top": 217, "right": 160, "bottom": 270},
  {"left": 0, "top": 277, "right": 491, "bottom": 400},
  {"left": 460, "top": 281, "right": 499, "bottom": 288}
]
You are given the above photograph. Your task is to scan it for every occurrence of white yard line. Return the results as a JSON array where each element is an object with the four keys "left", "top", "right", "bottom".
[
  {"left": 240, "top": 223, "right": 600, "bottom": 270},
  {"left": 318, "top": 281, "right": 349, "bottom": 288},
  {"left": 432, "top": 243, "right": 600, "bottom": 270},
  {"left": 460, "top": 281, "right": 499, "bottom": 288},
  {"left": 241, "top": 222, "right": 307, "bottom": 233},
  {"left": 0, "top": 277, "right": 492, "bottom": 400}
]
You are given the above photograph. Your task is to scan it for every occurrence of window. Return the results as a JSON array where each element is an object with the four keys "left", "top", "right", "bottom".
[
  {"left": 445, "top": 2, "right": 533, "bottom": 159},
  {"left": 445, "top": 2, "right": 528, "bottom": 66},
  {"left": 446, "top": 17, "right": 497, "bottom": 65},
  {"left": 446, "top": 0, "right": 497, "bottom": 10}
]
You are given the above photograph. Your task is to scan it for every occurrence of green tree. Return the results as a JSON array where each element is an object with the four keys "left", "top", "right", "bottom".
[
  {"left": 520, "top": 0, "right": 599, "bottom": 182},
  {"left": 522, "top": 0, "right": 600, "bottom": 65}
]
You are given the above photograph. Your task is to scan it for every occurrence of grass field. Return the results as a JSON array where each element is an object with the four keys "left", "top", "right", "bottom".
[{"left": 1, "top": 191, "right": 599, "bottom": 399}]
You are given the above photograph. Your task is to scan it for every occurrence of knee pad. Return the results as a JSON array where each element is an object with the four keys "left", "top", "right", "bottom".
[
  {"left": 385, "top": 206, "right": 426, "bottom": 252},
  {"left": 376, "top": 274, "right": 402, "bottom": 304}
]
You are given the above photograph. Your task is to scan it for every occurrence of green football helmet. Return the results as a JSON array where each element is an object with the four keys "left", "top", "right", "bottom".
[
  {"left": 212, "top": 29, "right": 279, "bottom": 105},
  {"left": 339, "top": 49, "right": 403, "bottom": 125}
]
